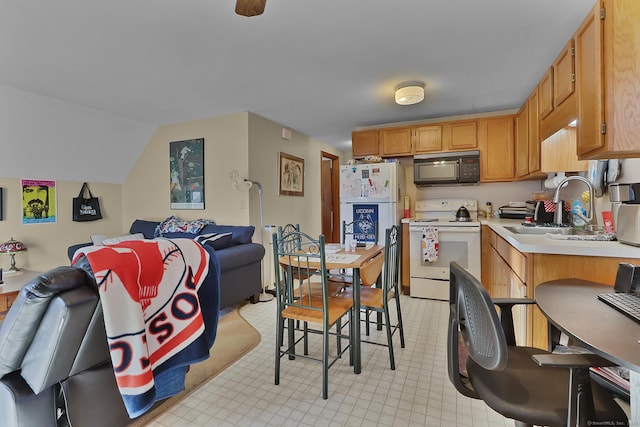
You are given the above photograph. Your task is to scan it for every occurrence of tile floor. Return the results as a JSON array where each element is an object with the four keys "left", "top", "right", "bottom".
[{"left": 145, "top": 295, "right": 513, "bottom": 426}]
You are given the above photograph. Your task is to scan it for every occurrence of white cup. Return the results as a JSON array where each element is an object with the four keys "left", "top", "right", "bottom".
[
  {"left": 344, "top": 236, "right": 354, "bottom": 251},
  {"left": 350, "top": 239, "right": 358, "bottom": 252}
]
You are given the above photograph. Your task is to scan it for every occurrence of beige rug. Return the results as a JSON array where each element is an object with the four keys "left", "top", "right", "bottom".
[{"left": 128, "top": 305, "right": 261, "bottom": 426}]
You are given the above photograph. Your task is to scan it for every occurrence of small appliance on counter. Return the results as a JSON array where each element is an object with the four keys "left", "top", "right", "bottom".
[
  {"left": 524, "top": 200, "right": 570, "bottom": 224},
  {"left": 614, "top": 183, "right": 640, "bottom": 247},
  {"left": 498, "top": 202, "right": 528, "bottom": 219}
]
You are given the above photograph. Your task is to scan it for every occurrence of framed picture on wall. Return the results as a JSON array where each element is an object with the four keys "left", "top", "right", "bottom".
[
  {"left": 279, "top": 152, "right": 304, "bottom": 197},
  {"left": 170, "top": 138, "right": 205, "bottom": 209}
]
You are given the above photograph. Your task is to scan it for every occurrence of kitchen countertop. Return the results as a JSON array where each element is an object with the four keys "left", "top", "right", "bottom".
[{"left": 482, "top": 218, "right": 640, "bottom": 259}]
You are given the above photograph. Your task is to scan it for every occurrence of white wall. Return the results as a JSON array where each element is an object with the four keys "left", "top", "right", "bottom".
[
  {"left": 123, "top": 113, "right": 252, "bottom": 227},
  {"left": 0, "top": 84, "right": 155, "bottom": 184}
]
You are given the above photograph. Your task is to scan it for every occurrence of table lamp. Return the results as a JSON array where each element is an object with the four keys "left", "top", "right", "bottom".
[{"left": 0, "top": 237, "right": 27, "bottom": 271}]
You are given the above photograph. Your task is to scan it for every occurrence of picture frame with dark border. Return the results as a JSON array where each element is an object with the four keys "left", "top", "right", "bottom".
[
  {"left": 279, "top": 152, "right": 304, "bottom": 197},
  {"left": 170, "top": 138, "right": 205, "bottom": 209}
]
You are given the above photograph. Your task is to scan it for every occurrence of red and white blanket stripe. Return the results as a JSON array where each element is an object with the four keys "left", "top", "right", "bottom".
[{"left": 73, "top": 238, "right": 219, "bottom": 418}]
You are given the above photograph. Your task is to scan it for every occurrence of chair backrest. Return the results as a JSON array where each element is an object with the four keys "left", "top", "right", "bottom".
[
  {"left": 0, "top": 266, "right": 107, "bottom": 393},
  {"left": 449, "top": 262, "right": 508, "bottom": 372},
  {"left": 342, "top": 219, "right": 378, "bottom": 244},
  {"left": 382, "top": 225, "right": 400, "bottom": 297},
  {"left": 277, "top": 223, "right": 301, "bottom": 250},
  {"left": 272, "top": 230, "right": 329, "bottom": 313}
]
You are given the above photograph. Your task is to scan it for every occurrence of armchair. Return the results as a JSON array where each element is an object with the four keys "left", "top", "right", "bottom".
[
  {"left": 447, "top": 261, "right": 628, "bottom": 427},
  {"left": 0, "top": 266, "right": 129, "bottom": 427}
]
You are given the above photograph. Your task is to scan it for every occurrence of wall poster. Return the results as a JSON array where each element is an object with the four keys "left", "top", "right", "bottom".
[
  {"left": 170, "top": 138, "right": 205, "bottom": 210},
  {"left": 21, "top": 179, "right": 57, "bottom": 224}
]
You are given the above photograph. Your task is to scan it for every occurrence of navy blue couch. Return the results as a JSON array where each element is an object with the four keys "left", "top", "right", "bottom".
[{"left": 68, "top": 219, "right": 265, "bottom": 309}]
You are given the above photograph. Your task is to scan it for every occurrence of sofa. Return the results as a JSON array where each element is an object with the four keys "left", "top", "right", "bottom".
[{"left": 68, "top": 218, "right": 265, "bottom": 309}]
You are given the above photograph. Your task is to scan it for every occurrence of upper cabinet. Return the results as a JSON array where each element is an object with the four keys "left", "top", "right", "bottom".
[
  {"left": 539, "top": 68, "right": 554, "bottom": 120},
  {"left": 414, "top": 125, "right": 443, "bottom": 153},
  {"left": 443, "top": 120, "right": 478, "bottom": 150},
  {"left": 576, "top": 0, "right": 640, "bottom": 159},
  {"left": 515, "top": 103, "right": 530, "bottom": 179},
  {"left": 540, "top": 38, "right": 577, "bottom": 141},
  {"left": 379, "top": 127, "right": 413, "bottom": 156},
  {"left": 479, "top": 115, "right": 515, "bottom": 182},
  {"left": 351, "top": 129, "right": 379, "bottom": 157}
]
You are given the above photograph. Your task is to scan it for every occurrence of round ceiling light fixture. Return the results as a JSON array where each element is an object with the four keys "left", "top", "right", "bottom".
[{"left": 395, "top": 83, "right": 425, "bottom": 106}]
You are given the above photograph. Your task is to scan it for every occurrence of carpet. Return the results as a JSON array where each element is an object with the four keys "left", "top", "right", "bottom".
[{"left": 128, "top": 305, "right": 261, "bottom": 426}]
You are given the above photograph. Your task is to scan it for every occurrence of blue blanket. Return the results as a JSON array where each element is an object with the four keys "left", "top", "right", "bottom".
[{"left": 73, "top": 238, "right": 220, "bottom": 418}]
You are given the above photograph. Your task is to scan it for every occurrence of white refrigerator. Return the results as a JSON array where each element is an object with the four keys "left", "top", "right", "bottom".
[{"left": 339, "top": 162, "right": 403, "bottom": 243}]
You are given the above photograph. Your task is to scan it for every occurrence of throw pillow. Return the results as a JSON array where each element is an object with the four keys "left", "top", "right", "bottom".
[
  {"left": 194, "top": 232, "right": 233, "bottom": 250},
  {"left": 101, "top": 233, "right": 145, "bottom": 245},
  {"left": 154, "top": 216, "right": 215, "bottom": 237},
  {"left": 91, "top": 234, "right": 108, "bottom": 245}
]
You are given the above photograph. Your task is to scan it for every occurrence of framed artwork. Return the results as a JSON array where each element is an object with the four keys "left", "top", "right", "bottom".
[
  {"left": 279, "top": 152, "right": 305, "bottom": 197},
  {"left": 21, "top": 179, "right": 57, "bottom": 224},
  {"left": 170, "top": 138, "right": 205, "bottom": 209}
]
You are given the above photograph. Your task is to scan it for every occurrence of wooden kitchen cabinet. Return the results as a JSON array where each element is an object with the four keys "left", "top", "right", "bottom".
[
  {"left": 540, "top": 38, "right": 578, "bottom": 141},
  {"left": 443, "top": 120, "right": 478, "bottom": 150},
  {"left": 539, "top": 68, "right": 554, "bottom": 119},
  {"left": 527, "top": 89, "right": 542, "bottom": 175},
  {"left": 576, "top": 0, "right": 640, "bottom": 159},
  {"left": 478, "top": 115, "right": 515, "bottom": 182},
  {"left": 516, "top": 88, "right": 544, "bottom": 179},
  {"left": 484, "top": 227, "right": 530, "bottom": 345},
  {"left": 515, "top": 103, "right": 529, "bottom": 179},
  {"left": 351, "top": 129, "right": 379, "bottom": 158},
  {"left": 379, "top": 127, "right": 413, "bottom": 156},
  {"left": 413, "top": 125, "right": 443, "bottom": 153}
]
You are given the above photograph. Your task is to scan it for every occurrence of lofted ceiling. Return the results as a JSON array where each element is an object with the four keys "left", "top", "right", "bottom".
[{"left": 0, "top": 0, "right": 595, "bottom": 182}]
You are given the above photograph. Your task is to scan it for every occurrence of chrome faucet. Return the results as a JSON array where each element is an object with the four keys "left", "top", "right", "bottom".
[{"left": 551, "top": 176, "right": 594, "bottom": 226}]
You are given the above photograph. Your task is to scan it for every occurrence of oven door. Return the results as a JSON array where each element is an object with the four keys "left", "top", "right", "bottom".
[{"left": 409, "top": 225, "right": 481, "bottom": 300}]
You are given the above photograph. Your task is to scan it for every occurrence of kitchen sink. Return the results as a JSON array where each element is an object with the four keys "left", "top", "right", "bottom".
[
  {"left": 504, "top": 225, "right": 616, "bottom": 241},
  {"left": 504, "top": 225, "right": 573, "bottom": 235},
  {"left": 504, "top": 225, "right": 602, "bottom": 236}
]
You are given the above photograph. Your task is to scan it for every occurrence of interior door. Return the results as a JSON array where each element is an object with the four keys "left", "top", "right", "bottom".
[{"left": 321, "top": 152, "right": 340, "bottom": 243}]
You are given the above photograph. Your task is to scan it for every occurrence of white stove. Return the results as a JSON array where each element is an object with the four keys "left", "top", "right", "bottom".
[
  {"left": 409, "top": 198, "right": 481, "bottom": 300},
  {"left": 411, "top": 198, "right": 480, "bottom": 226}
]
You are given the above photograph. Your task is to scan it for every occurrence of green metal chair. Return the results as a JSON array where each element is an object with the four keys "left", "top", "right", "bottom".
[{"left": 273, "top": 230, "right": 353, "bottom": 399}]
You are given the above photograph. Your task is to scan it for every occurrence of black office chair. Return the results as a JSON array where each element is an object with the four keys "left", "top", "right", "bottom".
[{"left": 447, "top": 261, "right": 628, "bottom": 427}]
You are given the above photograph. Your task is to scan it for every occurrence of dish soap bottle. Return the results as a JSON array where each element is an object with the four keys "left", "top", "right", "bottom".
[{"left": 571, "top": 199, "right": 587, "bottom": 229}]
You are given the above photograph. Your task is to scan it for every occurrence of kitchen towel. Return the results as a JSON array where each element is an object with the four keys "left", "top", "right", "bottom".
[{"left": 421, "top": 227, "right": 439, "bottom": 263}]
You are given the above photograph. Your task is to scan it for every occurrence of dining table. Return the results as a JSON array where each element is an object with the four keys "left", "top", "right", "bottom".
[
  {"left": 279, "top": 243, "right": 385, "bottom": 375},
  {"left": 536, "top": 278, "right": 640, "bottom": 423}
]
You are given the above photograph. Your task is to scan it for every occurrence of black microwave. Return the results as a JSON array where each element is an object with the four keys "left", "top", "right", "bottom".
[{"left": 413, "top": 150, "right": 480, "bottom": 187}]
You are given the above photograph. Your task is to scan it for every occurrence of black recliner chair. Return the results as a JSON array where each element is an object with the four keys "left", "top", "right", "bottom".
[{"left": 0, "top": 266, "right": 130, "bottom": 427}]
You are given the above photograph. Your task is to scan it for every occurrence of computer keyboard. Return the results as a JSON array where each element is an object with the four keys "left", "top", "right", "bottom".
[{"left": 597, "top": 292, "right": 640, "bottom": 323}]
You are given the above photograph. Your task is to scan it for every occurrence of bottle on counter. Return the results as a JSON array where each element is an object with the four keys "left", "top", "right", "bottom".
[{"left": 486, "top": 202, "right": 493, "bottom": 217}]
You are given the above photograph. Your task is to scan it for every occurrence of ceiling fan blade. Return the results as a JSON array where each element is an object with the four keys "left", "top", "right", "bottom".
[{"left": 235, "top": 0, "right": 266, "bottom": 17}]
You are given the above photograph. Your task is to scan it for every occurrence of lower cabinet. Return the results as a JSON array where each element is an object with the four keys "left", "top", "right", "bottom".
[{"left": 482, "top": 225, "right": 640, "bottom": 349}]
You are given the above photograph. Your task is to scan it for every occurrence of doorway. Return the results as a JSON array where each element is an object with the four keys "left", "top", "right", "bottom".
[{"left": 321, "top": 151, "right": 340, "bottom": 243}]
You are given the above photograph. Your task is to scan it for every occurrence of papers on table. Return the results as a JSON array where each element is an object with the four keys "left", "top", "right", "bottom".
[{"left": 325, "top": 253, "right": 361, "bottom": 264}]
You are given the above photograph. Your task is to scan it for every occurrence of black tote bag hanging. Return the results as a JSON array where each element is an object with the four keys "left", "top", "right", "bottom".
[{"left": 72, "top": 182, "right": 103, "bottom": 222}]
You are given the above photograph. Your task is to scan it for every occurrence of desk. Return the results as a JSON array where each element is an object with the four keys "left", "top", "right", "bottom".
[
  {"left": 0, "top": 269, "right": 40, "bottom": 319},
  {"left": 536, "top": 278, "right": 640, "bottom": 422},
  {"left": 279, "top": 244, "right": 385, "bottom": 374}
]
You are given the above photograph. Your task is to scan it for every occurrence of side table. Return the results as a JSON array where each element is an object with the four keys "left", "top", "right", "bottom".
[{"left": 0, "top": 269, "right": 40, "bottom": 320}]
